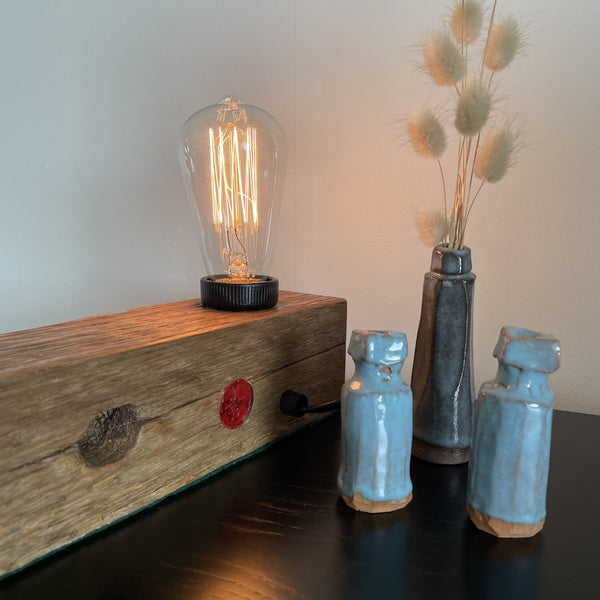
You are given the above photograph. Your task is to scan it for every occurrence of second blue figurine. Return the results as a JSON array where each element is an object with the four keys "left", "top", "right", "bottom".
[{"left": 468, "top": 326, "right": 561, "bottom": 537}]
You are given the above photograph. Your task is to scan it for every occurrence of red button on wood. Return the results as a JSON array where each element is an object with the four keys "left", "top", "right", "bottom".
[{"left": 220, "top": 379, "right": 254, "bottom": 429}]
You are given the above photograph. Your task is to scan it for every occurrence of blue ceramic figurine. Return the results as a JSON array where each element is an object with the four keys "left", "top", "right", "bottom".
[
  {"left": 338, "top": 330, "right": 413, "bottom": 513},
  {"left": 468, "top": 326, "right": 561, "bottom": 537}
]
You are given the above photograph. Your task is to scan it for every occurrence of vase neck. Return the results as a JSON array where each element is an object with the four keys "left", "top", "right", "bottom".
[
  {"left": 354, "top": 360, "right": 404, "bottom": 387},
  {"left": 495, "top": 363, "right": 553, "bottom": 405}
]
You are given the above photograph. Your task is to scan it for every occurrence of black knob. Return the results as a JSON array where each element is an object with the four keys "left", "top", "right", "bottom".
[{"left": 280, "top": 390, "right": 340, "bottom": 417}]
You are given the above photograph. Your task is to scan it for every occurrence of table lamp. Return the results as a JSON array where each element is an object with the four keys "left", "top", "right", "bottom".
[{"left": 178, "top": 96, "right": 286, "bottom": 310}]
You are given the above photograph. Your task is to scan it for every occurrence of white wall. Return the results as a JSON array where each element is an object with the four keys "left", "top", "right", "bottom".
[{"left": 1, "top": 0, "right": 598, "bottom": 415}]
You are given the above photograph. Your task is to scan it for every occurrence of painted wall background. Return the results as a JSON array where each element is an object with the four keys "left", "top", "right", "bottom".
[{"left": 1, "top": 0, "right": 598, "bottom": 414}]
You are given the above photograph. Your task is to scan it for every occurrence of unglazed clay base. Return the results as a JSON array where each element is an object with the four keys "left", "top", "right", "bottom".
[
  {"left": 412, "top": 437, "right": 470, "bottom": 465},
  {"left": 468, "top": 504, "right": 545, "bottom": 538},
  {"left": 342, "top": 491, "right": 412, "bottom": 513}
]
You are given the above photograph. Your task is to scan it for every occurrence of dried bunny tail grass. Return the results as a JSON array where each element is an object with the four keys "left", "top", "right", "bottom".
[
  {"left": 407, "top": 107, "right": 447, "bottom": 159},
  {"left": 455, "top": 81, "right": 491, "bottom": 136},
  {"left": 484, "top": 16, "right": 523, "bottom": 72},
  {"left": 422, "top": 30, "right": 466, "bottom": 87},
  {"left": 416, "top": 210, "right": 448, "bottom": 246},
  {"left": 474, "top": 125, "right": 517, "bottom": 183},
  {"left": 451, "top": 0, "right": 484, "bottom": 45}
]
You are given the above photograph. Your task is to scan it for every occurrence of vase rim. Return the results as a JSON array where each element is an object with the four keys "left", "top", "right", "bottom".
[
  {"left": 493, "top": 325, "right": 560, "bottom": 373},
  {"left": 434, "top": 243, "right": 471, "bottom": 254},
  {"left": 431, "top": 244, "right": 472, "bottom": 275},
  {"left": 348, "top": 329, "right": 408, "bottom": 365}
]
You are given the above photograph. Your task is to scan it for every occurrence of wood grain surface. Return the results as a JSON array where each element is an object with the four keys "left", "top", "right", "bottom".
[{"left": 0, "top": 291, "right": 347, "bottom": 576}]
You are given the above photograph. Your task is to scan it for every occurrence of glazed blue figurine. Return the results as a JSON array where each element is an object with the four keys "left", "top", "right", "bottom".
[
  {"left": 338, "top": 330, "right": 413, "bottom": 513},
  {"left": 468, "top": 326, "right": 561, "bottom": 537}
]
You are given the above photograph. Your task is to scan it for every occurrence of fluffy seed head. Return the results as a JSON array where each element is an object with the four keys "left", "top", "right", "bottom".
[
  {"left": 455, "top": 81, "right": 491, "bottom": 136},
  {"left": 474, "top": 126, "right": 516, "bottom": 183},
  {"left": 407, "top": 107, "right": 447, "bottom": 159},
  {"left": 451, "top": 0, "right": 484, "bottom": 45},
  {"left": 485, "top": 16, "right": 522, "bottom": 72},
  {"left": 417, "top": 210, "right": 448, "bottom": 246},
  {"left": 422, "top": 30, "right": 466, "bottom": 86}
]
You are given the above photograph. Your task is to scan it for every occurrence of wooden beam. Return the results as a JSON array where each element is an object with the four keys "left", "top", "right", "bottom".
[{"left": 0, "top": 292, "right": 347, "bottom": 576}]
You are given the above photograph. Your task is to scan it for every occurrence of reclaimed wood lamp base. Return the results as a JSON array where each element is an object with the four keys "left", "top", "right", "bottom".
[
  {"left": 468, "top": 504, "right": 545, "bottom": 538},
  {"left": 0, "top": 291, "right": 346, "bottom": 578},
  {"left": 342, "top": 491, "right": 413, "bottom": 514},
  {"left": 412, "top": 437, "right": 470, "bottom": 465}
]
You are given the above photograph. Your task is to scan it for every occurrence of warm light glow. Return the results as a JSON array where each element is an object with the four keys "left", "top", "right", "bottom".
[
  {"left": 209, "top": 123, "right": 258, "bottom": 278},
  {"left": 179, "top": 96, "right": 286, "bottom": 305}
]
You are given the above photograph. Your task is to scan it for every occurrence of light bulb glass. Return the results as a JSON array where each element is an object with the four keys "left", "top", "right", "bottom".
[{"left": 179, "top": 97, "right": 286, "bottom": 286}]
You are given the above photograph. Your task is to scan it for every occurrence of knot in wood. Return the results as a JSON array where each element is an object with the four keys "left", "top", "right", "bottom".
[{"left": 77, "top": 404, "right": 143, "bottom": 468}]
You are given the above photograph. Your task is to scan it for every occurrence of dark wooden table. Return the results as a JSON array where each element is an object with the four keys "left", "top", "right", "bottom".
[{"left": 1, "top": 410, "right": 598, "bottom": 599}]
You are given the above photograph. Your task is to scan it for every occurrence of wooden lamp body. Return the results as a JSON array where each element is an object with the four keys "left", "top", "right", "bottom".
[{"left": 0, "top": 292, "right": 346, "bottom": 577}]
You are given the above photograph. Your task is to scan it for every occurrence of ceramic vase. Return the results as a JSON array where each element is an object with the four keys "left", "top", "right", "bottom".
[
  {"left": 338, "top": 330, "right": 413, "bottom": 513},
  {"left": 468, "top": 326, "right": 561, "bottom": 538},
  {"left": 411, "top": 244, "right": 475, "bottom": 464}
]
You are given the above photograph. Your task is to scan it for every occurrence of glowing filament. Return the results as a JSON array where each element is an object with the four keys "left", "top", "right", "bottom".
[{"left": 209, "top": 124, "right": 258, "bottom": 277}]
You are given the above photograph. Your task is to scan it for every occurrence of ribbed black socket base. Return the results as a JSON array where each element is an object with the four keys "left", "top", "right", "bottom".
[{"left": 200, "top": 275, "right": 279, "bottom": 311}]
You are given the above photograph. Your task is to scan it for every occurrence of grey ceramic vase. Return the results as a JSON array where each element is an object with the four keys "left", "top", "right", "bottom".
[{"left": 411, "top": 244, "right": 475, "bottom": 464}]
